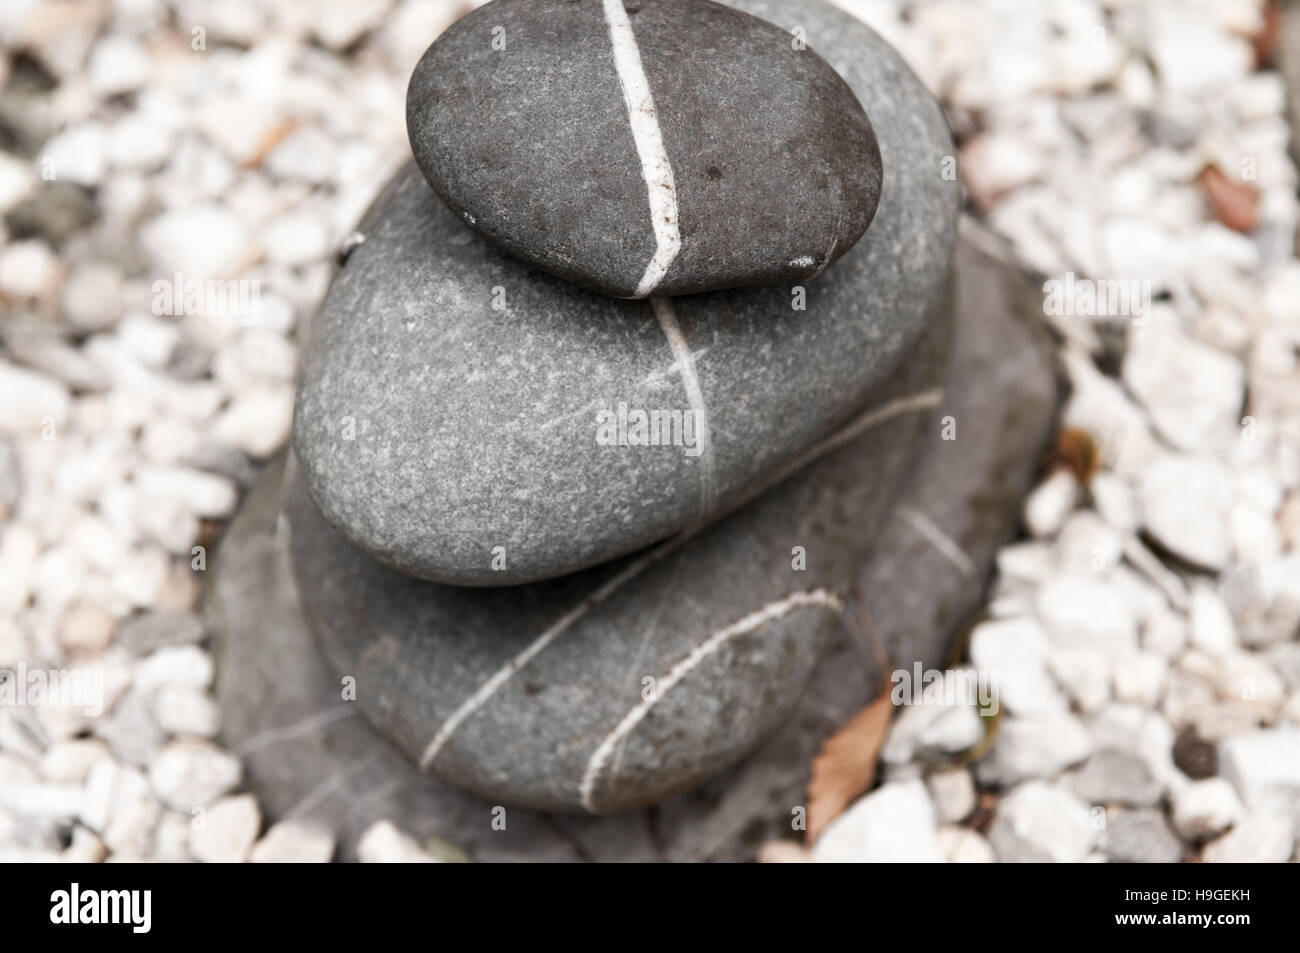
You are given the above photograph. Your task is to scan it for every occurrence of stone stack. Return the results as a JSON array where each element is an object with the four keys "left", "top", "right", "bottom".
[{"left": 276, "top": 0, "right": 958, "bottom": 815}]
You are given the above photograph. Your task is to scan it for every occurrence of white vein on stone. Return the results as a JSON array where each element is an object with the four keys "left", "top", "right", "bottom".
[
  {"left": 284, "top": 750, "right": 384, "bottom": 821},
  {"left": 764, "top": 388, "right": 944, "bottom": 491},
  {"left": 418, "top": 539, "right": 684, "bottom": 770},
  {"left": 537, "top": 347, "right": 711, "bottom": 433},
  {"left": 418, "top": 388, "right": 940, "bottom": 772},
  {"left": 653, "top": 296, "right": 715, "bottom": 517},
  {"left": 579, "top": 589, "right": 845, "bottom": 812},
  {"left": 232, "top": 705, "right": 356, "bottom": 757},
  {"left": 602, "top": 0, "right": 680, "bottom": 297},
  {"left": 898, "top": 505, "right": 976, "bottom": 578}
]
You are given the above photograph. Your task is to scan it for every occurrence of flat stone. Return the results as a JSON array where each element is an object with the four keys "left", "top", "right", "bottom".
[
  {"left": 210, "top": 234, "right": 1059, "bottom": 859},
  {"left": 290, "top": 305, "right": 950, "bottom": 813},
  {"left": 407, "top": 0, "right": 882, "bottom": 299},
  {"left": 296, "top": 0, "right": 957, "bottom": 587}
]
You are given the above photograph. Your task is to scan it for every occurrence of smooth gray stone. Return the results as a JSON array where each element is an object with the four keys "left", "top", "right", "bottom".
[
  {"left": 296, "top": 0, "right": 957, "bottom": 587},
  {"left": 407, "top": 0, "right": 882, "bottom": 299},
  {"left": 210, "top": 237, "right": 1059, "bottom": 859},
  {"left": 290, "top": 300, "right": 950, "bottom": 814}
]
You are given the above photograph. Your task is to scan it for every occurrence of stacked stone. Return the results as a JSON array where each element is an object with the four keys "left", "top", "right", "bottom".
[{"left": 287, "top": 0, "right": 957, "bottom": 814}]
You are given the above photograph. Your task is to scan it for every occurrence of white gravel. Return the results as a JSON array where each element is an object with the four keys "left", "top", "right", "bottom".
[{"left": 805, "top": 0, "right": 1300, "bottom": 864}]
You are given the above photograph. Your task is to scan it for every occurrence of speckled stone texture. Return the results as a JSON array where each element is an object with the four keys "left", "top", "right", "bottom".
[
  {"left": 407, "top": 0, "right": 882, "bottom": 298},
  {"left": 289, "top": 296, "right": 950, "bottom": 814},
  {"left": 295, "top": 0, "right": 956, "bottom": 587},
  {"left": 211, "top": 238, "right": 1059, "bottom": 859}
]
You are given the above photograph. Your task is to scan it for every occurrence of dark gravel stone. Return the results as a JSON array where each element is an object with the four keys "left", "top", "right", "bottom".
[{"left": 1172, "top": 725, "right": 1218, "bottom": 780}]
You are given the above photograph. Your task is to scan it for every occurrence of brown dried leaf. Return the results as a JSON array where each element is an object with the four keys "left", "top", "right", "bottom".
[
  {"left": 1200, "top": 165, "right": 1260, "bottom": 234},
  {"left": 1253, "top": 1, "right": 1282, "bottom": 69},
  {"left": 1051, "top": 427, "right": 1100, "bottom": 486},
  {"left": 244, "top": 118, "right": 300, "bottom": 169},
  {"left": 806, "top": 693, "right": 894, "bottom": 842}
]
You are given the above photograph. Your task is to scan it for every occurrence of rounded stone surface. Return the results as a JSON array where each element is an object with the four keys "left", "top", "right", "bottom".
[
  {"left": 296, "top": 0, "right": 956, "bottom": 586},
  {"left": 212, "top": 235, "right": 1061, "bottom": 853},
  {"left": 407, "top": 0, "right": 882, "bottom": 299},
  {"left": 290, "top": 306, "right": 950, "bottom": 813}
]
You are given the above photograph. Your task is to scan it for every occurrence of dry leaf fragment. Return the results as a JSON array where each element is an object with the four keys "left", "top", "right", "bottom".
[
  {"left": 244, "top": 118, "right": 300, "bottom": 169},
  {"left": 806, "top": 694, "right": 894, "bottom": 842},
  {"left": 1253, "top": 1, "right": 1281, "bottom": 68},
  {"left": 1050, "top": 427, "right": 1100, "bottom": 486},
  {"left": 1200, "top": 165, "right": 1260, "bottom": 234}
]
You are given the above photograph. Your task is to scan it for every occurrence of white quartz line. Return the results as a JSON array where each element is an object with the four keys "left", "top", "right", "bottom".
[
  {"left": 898, "top": 505, "right": 976, "bottom": 578},
  {"left": 601, "top": 0, "right": 680, "bottom": 297},
  {"left": 652, "top": 297, "right": 715, "bottom": 517},
  {"left": 763, "top": 388, "right": 944, "bottom": 493},
  {"left": 232, "top": 705, "right": 356, "bottom": 757},
  {"left": 419, "top": 539, "right": 682, "bottom": 770},
  {"left": 579, "top": 589, "right": 845, "bottom": 812},
  {"left": 284, "top": 750, "right": 384, "bottom": 821}
]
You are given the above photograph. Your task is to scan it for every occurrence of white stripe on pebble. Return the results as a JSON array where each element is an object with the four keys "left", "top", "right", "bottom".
[
  {"left": 601, "top": 0, "right": 681, "bottom": 297},
  {"left": 419, "top": 389, "right": 942, "bottom": 771},
  {"left": 419, "top": 537, "right": 684, "bottom": 770},
  {"left": 579, "top": 589, "right": 845, "bottom": 812},
  {"left": 652, "top": 296, "right": 715, "bottom": 517}
]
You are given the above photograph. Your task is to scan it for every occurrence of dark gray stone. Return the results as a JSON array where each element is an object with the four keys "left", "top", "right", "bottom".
[
  {"left": 291, "top": 300, "right": 950, "bottom": 814},
  {"left": 211, "top": 237, "right": 1060, "bottom": 859},
  {"left": 297, "top": 0, "right": 956, "bottom": 587},
  {"left": 407, "top": 0, "right": 882, "bottom": 299}
]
